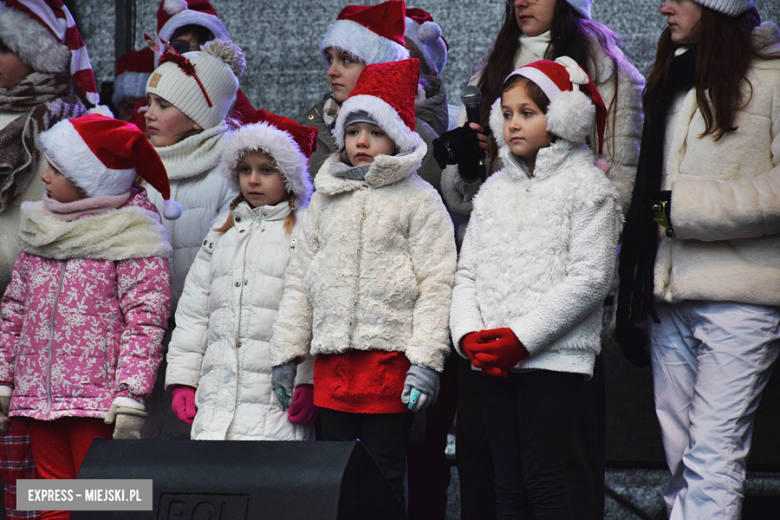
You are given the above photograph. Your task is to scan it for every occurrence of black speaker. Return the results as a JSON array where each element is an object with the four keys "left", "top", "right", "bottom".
[{"left": 72, "top": 440, "right": 408, "bottom": 520}]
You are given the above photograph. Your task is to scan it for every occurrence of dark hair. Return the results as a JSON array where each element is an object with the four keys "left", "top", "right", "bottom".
[
  {"left": 171, "top": 24, "right": 215, "bottom": 46},
  {"left": 477, "top": 0, "right": 623, "bottom": 163},
  {"left": 644, "top": 7, "right": 767, "bottom": 141}
]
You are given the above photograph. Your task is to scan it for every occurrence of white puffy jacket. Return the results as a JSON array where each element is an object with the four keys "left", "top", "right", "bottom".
[
  {"left": 146, "top": 122, "right": 237, "bottom": 310},
  {"left": 166, "top": 200, "right": 313, "bottom": 440}
]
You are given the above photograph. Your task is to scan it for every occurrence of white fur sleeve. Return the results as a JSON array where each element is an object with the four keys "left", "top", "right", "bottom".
[
  {"left": 404, "top": 190, "right": 457, "bottom": 372},
  {"left": 509, "top": 192, "right": 621, "bottom": 355},
  {"left": 449, "top": 212, "right": 486, "bottom": 358},
  {"left": 270, "top": 195, "right": 320, "bottom": 367}
]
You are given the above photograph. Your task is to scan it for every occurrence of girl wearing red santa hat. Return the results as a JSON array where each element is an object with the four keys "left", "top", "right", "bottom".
[
  {"left": 0, "top": 113, "right": 175, "bottom": 520},
  {"left": 450, "top": 58, "right": 621, "bottom": 519},
  {"left": 272, "top": 59, "right": 456, "bottom": 510}
]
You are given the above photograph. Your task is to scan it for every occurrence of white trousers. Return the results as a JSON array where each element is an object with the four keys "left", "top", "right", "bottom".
[{"left": 649, "top": 300, "right": 780, "bottom": 520}]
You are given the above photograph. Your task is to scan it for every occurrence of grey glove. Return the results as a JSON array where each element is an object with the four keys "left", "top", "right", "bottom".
[
  {"left": 0, "top": 396, "right": 10, "bottom": 434},
  {"left": 402, "top": 364, "right": 440, "bottom": 412},
  {"left": 272, "top": 361, "right": 297, "bottom": 411},
  {"left": 104, "top": 403, "right": 147, "bottom": 440}
]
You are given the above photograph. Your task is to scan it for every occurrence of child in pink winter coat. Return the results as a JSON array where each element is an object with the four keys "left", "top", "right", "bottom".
[{"left": 0, "top": 114, "right": 176, "bottom": 516}]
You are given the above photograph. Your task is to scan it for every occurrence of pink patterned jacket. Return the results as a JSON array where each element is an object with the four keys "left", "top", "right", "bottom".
[{"left": 0, "top": 187, "right": 172, "bottom": 420}]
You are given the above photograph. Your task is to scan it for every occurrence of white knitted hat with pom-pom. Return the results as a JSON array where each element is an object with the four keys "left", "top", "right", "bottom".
[{"left": 146, "top": 38, "right": 245, "bottom": 129}]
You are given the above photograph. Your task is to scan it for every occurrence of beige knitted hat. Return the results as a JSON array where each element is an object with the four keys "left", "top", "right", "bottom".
[
  {"left": 694, "top": 0, "right": 753, "bottom": 16},
  {"left": 146, "top": 39, "right": 245, "bottom": 129}
]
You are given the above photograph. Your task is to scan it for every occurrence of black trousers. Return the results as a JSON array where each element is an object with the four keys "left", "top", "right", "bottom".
[
  {"left": 318, "top": 408, "right": 414, "bottom": 510},
  {"left": 479, "top": 370, "right": 584, "bottom": 520}
]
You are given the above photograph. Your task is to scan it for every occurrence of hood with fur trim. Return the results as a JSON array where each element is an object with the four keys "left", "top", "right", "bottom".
[
  {"left": 0, "top": 4, "right": 70, "bottom": 73},
  {"left": 315, "top": 134, "right": 426, "bottom": 196},
  {"left": 220, "top": 121, "right": 314, "bottom": 209}
]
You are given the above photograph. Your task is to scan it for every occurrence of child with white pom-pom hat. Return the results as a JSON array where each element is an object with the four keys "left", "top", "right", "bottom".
[{"left": 140, "top": 37, "right": 244, "bottom": 439}]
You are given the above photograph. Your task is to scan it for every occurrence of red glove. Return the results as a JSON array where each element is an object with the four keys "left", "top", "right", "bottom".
[
  {"left": 461, "top": 332, "right": 484, "bottom": 366},
  {"left": 171, "top": 385, "right": 196, "bottom": 425},
  {"left": 472, "top": 328, "right": 529, "bottom": 373},
  {"left": 287, "top": 385, "right": 318, "bottom": 425}
]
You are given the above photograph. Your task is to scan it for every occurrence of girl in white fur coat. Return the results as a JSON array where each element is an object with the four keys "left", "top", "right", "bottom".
[
  {"left": 450, "top": 59, "right": 621, "bottom": 518},
  {"left": 164, "top": 110, "right": 318, "bottom": 440},
  {"left": 271, "top": 59, "right": 456, "bottom": 509}
]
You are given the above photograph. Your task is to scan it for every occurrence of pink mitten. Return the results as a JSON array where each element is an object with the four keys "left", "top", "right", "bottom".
[
  {"left": 287, "top": 385, "right": 317, "bottom": 425},
  {"left": 171, "top": 385, "right": 196, "bottom": 425}
]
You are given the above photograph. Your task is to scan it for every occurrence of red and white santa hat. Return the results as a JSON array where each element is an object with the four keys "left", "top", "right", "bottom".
[
  {"left": 490, "top": 57, "right": 607, "bottom": 155},
  {"left": 405, "top": 8, "right": 448, "bottom": 75},
  {"left": 0, "top": 0, "right": 99, "bottom": 104},
  {"left": 334, "top": 59, "right": 421, "bottom": 154},
  {"left": 113, "top": 47, "right": 156, "bottom": 106},
  {"left": 221, "top": 109, "right": 317, "bottom": 209},
  {"left": 320, "top": 0, "right": 409, "bottom": 66},
  {"left": 155, "top": 0, "right": 230, "bottom": 66},
  {"left": 39, "top": 113, "right": 182, "bottom": 219}
]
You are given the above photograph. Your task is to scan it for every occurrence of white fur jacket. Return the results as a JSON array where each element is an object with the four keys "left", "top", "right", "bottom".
[
  {"left": 442, "top": 34, "right": 644, "bottom": 217},
  {"left": 166, "top": 201, "right": 312, "bottom": 441},
  {"left": 655, "top": 22, "right": 780, "bottom": 306},
  {"left": 450, "top": 141, "right": 622, "bottom": 377},
  {"left": 145, "top": 122, "right": 237, "bottom": 310},
  {"left": 271, "top": 141, "right": 457, "bottom": 372}
]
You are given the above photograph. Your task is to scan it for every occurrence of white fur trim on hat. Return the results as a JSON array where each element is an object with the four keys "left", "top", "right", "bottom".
[
  {"left": 39, "top": 120, "right": 136, "bottom": 198},
  {"left": 335, "top": 95, "right": 417, "bottom": 153},
  {"left": 694, "top": 0, "right": 753, "bottom": 16},
  {"left": 319, "top": 19, "right": 409, "bottom": 66},
  {"left": 488, "top": 89, "right": 595, "bottom": 151},
  {"left": 405, "top": 17, "right": 447, "bottom": 75},
  {"left": 565, "top": 0, "right": 592, "bottom": 20},
  {"left": 155, "top": 7, "right": 230, "bottom": 67},
  {"left": 0, "top": 4, "right": 70, "bottom": 73},
  {"left": 220, "top": 122, "right": 314, "bottom": 209},
  {"left": 113, "top": 71, "right": 152, "bottom": 105}
]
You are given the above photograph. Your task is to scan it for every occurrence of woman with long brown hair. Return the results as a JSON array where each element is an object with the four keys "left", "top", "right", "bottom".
[
  {"left": 433, "top": 2, "right": 644, "bottom": 519},
  {"left": 617, "top": 1, "right": 780, "bottom": 518}
]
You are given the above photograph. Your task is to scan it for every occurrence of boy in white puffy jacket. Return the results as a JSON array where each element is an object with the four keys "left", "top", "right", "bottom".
[
  {"left": 449, "top": 59, "right": 622, "bottom": 517},
  {"left": 271, "top": 59, "right": 456, "bottom": 508},
  {"left": 165, "top": 110, "right": 318, "bottom": 440}
]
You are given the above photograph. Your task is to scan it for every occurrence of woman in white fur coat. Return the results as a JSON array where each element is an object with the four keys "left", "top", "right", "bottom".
[
  {"left": 617, "top": 2, "right": 780, "bottom": 518},
  {"left": 450, "top": 59, "right": 621, "bottom": 518},
  {"left": 165, "top": 110, "right": 317, "bottom": 441},
  {"left": 271, "top": 60, "right": 456, "bottom": 508}
]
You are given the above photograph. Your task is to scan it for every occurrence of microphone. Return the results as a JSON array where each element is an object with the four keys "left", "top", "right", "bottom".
[{"left": 460, "top": 86, "right": 486, "bottom": 180}]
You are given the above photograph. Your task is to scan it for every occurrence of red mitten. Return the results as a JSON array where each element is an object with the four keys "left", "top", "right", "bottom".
[
  {"left": 287, "top": 385, "right": 318, "bottom": 425},
  {"left": 471, "top": 328, "right": 529, "bottom": 373},
  {"left": 461, "top": 332, "right": 489, "bottom": 368},
  {"left": 170, "top": 385, "right": 197, "bottom": 425}
]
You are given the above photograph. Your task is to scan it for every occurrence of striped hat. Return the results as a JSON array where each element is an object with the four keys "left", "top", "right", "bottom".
[{"left": 0, "top": 0, "right": 99, "bottom": 104}]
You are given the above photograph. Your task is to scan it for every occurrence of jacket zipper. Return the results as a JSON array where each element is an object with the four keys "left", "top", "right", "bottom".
[
  {"left": 233, "top": 214, "right": 259, "bottom": 411},
  {"left": 45, "top": 264, "right": 67, "bottom": 417}
]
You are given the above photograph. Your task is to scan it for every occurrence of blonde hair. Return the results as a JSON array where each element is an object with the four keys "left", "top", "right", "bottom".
[{"left": 212, "top": 193, "right": 296, "bottom": 236}]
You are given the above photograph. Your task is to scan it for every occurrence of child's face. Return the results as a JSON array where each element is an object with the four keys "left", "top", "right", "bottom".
[
  {"left": 41, "top": 162, "right": 85, "bottom": 203},
  {"left": 324, "top": 48, "right": 365, "bottom": 104},
  {"left": 0, "top": 41, "right": 32, "bottom": 88},
  {"left": 238, "top": 151, "right": 288, "bottom": 208},
  {"left": 502, "top": 83, "right": 551, "bottom": 170},
  {"left": 344, "top": 122, "right": 396, "bottom": 167},
  {"left": 145, "top": 93, "right": 202, "bottom": 147}
]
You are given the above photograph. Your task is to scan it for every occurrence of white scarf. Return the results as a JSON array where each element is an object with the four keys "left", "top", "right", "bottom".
[{"left": 520, "top": 30, "right": 552, "bottom": 60}]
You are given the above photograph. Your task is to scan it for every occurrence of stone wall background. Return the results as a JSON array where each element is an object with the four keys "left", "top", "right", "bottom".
[{"left": 73, "top": 0, "right": 779, "bottom": 119}]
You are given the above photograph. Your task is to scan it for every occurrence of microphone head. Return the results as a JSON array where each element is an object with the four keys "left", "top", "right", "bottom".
[{"left": 460, "top": 85, "right": 482, "bottom": 108}]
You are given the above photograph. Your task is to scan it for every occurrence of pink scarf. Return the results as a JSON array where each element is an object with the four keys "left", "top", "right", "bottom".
[{"left": 42, "top": 191, "right": 131, "bottom": 221}]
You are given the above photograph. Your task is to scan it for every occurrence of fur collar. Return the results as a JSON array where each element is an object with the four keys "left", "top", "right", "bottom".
[
  {"left": 502, "top": 140, "right": 595, "bottom": 183},
  {"left": 314, "top": 136, "right": 427, "bottom": 195},
  {"left": 154, "top": 122, "right": 230, "bottom": 181},
  {"left": 18, "top": 201, "right": 172, "bottom": 261}
]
